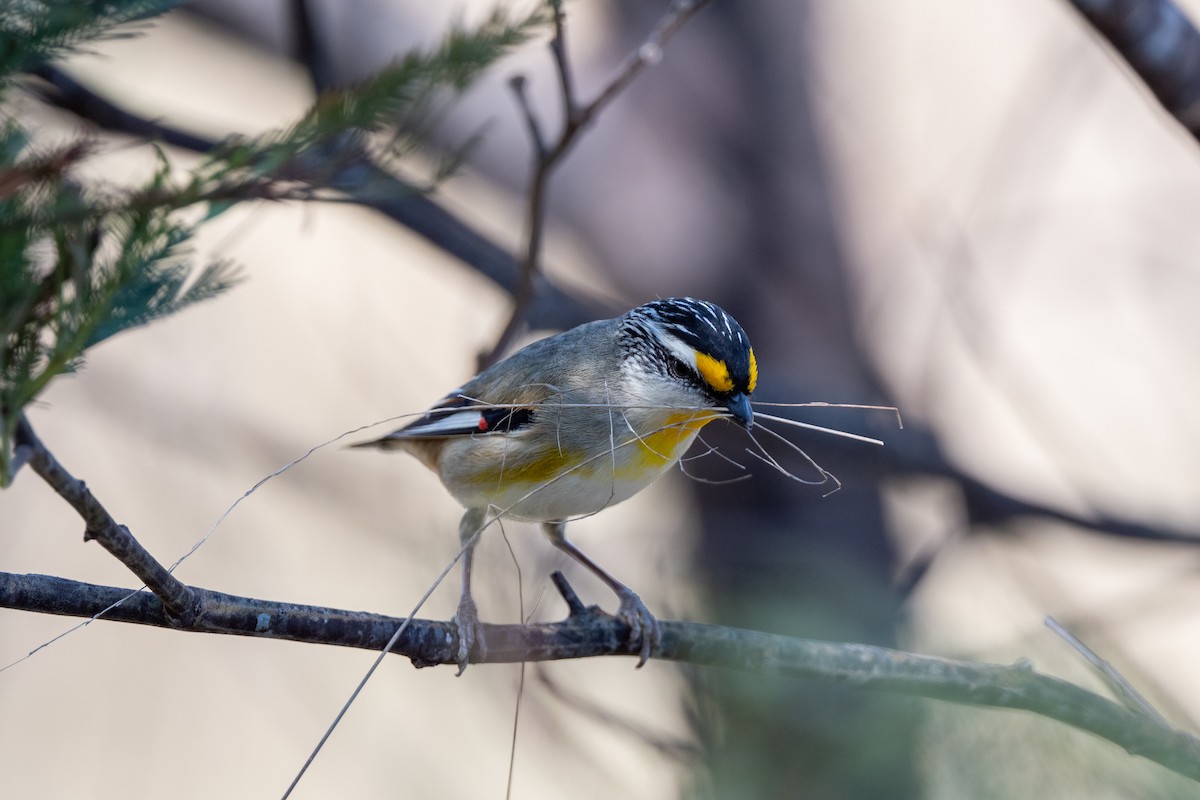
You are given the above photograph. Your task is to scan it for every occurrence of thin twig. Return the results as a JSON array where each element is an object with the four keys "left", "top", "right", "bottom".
[
  {"left": 482, "top": 0, "right": 715, "bottom": 367},
  {"left": 278, "top": 541, "right": 469, "bottom": 799},
  {"left": 15, "top": 417, "right": 196, "bottom": 622},
  {"left": 549, "top": 0, "right": 577, "bottom": 122},
  {"left": 509, "top": 75, "right": 549, "bottom": 156}
]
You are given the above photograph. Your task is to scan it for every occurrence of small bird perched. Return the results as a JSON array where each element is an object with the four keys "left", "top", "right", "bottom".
[{"left": 358, "top": 297, "right": 757, "bottom": 670}]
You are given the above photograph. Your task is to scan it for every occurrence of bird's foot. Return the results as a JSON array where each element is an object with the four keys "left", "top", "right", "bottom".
[
  {"left": 614, "top": 588, "right": 660, "bottom": 668},
  {"left": 452, "top": 595, "right": 486, "bottom": 675}
]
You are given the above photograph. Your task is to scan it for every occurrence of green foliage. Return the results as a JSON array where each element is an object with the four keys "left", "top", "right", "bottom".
[
  {"left": 0, "top": 0, "right": 184, "bottom": 80},
  {"left": 0, "top": 125, "right": 240, "bottom": 484},
  {"left": 0, "top": 1, "right": 552, "bottom": 485},
  {"left": 214, "top": 4, "right": 549, "bottom": 192}
]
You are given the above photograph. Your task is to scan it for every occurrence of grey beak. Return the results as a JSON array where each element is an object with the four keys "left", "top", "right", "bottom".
[{"left": 725, "top": 393, "right": 753, "bottom": 430}]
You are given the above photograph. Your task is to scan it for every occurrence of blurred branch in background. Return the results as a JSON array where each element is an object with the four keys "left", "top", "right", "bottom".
[
  {"left": 27, "top": 21, "right": 603, "bottom": 332},
  {"left": 26, "top": 62, "right": 600, "bottom": 332},
  {"left": 1064, "top": 0, "right": 1200, "bottom": 139}
]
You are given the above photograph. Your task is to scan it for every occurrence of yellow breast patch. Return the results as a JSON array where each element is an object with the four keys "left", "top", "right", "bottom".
[
  {"left": 463, "top": 411, "right": 721, "bottom": 490},
  {"left": 623, "top": 411, "right": 720, "bottom": 472}
]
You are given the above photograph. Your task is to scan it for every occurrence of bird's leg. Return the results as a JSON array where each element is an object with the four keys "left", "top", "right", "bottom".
[
  {"left": 453, "top": 507, "right": 487, "bottom": 674},
  {"left": 542, "top": 521, "right": 660, "bottom": 667}
]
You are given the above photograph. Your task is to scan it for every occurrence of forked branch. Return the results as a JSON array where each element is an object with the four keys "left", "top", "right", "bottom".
[
  {"left": 14, "top": 417, "right": 196, "bottom": 623},
  {"left": 482, "top": 0, "right": 715, "bottom": 367}
]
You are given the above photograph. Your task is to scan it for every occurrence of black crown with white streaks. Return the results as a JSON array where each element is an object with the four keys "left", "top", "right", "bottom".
[{"left": 620, "top": 297, "right": 756, "bottom": 399}]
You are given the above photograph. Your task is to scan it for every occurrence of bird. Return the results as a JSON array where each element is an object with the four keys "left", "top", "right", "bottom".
[{"left": 357, "top": 297, "right": 757, "bottom": 671}]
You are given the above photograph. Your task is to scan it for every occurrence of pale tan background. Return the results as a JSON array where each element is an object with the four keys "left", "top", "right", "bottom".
[{"left": 3, "top": 1, "right": 1200, "bottom": 797}]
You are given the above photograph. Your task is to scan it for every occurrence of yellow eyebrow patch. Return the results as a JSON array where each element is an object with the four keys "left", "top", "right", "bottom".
[
  {"left": 694, "top": 351, "right": 734, "bottom": 393},
  {"left": 748, "top": 348, "right": 758, "bottom": 393}
]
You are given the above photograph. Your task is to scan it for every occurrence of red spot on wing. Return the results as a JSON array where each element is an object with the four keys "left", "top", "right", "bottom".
[{"left": 477, "top": 416, "right": 489, "bottom": 431}]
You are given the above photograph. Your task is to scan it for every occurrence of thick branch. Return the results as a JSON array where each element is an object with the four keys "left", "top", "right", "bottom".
[
  {"left": 15, "top": 418, "right": 196, "bottom": 622},
  {"left": 1064, "top": 0, "right": 1200, "bottom": 139},
  {"left": 3, "top": 569, "right": 1199, "bottom": 783}
]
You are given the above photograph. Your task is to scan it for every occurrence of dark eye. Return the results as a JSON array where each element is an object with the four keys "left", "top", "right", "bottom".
[{"left": 666, "top": 356, "right": 692, "bottom": 381}]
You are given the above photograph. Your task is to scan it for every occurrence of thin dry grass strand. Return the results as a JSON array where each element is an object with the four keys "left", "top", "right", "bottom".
[
  {"left": 452, "top": 395, "right": 719, "bottom": 415},
  {"left": 507, "top": 660, "right": 527, "bottom": 800},
  {"left": 752, "top": 400, "right": 904, "bottom": 430},
  {"left": 751, "top": 411, "right": 884, "bottom": 447},
  {"left": 168, "top": 418, "right": 403, "bottom": 573},
  {"left": 0, "top": 593, "right": 139, "bottom": 673},
  {"left": 619, "top": 409, "right": 674, "bottom": 463},
  {"left": 173, "top": 407, "right": 457, "bottom": 574},
  {"left": 1, "top": 414, "right": 429, "bottom": 673},
  {"left": 604, "top": 381, "right": 619, "bottom": 506},
  {"left": 743, "top": 422, "right": 842, "bottom": 495},
  {"left": 685, "top": 431, "right": 750, "bottom": 469},
  {"left": 677, "top": 432, "right": 753, "bottom": 485},
  {"left": 281, "top": 519, "right": 493, "bottom": 800},
  {"left": 552, "top": 390, "right": 566, "bottom": 456},
  {"left": 498, "top": 518, "right": 527, "bottom": 800},
  {"left": 1044, "top": 616, "right": 1171, "bottom": 726}
]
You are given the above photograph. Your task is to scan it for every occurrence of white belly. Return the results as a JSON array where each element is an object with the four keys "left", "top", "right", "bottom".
[{"left": 440, "top": 414, "right": 711, "bottom": 522}]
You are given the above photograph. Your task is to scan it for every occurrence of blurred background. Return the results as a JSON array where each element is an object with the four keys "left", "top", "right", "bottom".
[{"left": 4, "top": 1, "right": 1200, "bottom": 797}]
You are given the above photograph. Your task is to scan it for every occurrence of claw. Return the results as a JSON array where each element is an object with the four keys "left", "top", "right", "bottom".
[
  {"left": 614, "top": 588, "right": 660, "bottom": 668},
  {"left": 452, "top": 595, "right": 486, "bottom": 675},
  {"left": 540, "top": 521, "right": 661, "bottom": 667}
]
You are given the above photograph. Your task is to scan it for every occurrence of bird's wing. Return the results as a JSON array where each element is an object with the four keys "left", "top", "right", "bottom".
[
  {"left": 358, "top": 380, "right": 562, "bottom": 449},
  {"left": 357, "top": 318, "right": 615, "bottom": 449},
  {"left": 391, "top": 391, "right": 537, "bottom": 438}
]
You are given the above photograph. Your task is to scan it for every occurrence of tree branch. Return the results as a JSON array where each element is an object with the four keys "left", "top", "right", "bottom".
[
  {"left": 1064, "top": 0, "right": 1200, "bottom": 139},
  {"left": 15, "top": 417, "right": 197, "bottom": 623},
  {"left": 3, "top": 568, "right": 1199, "bottom": 783}
]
